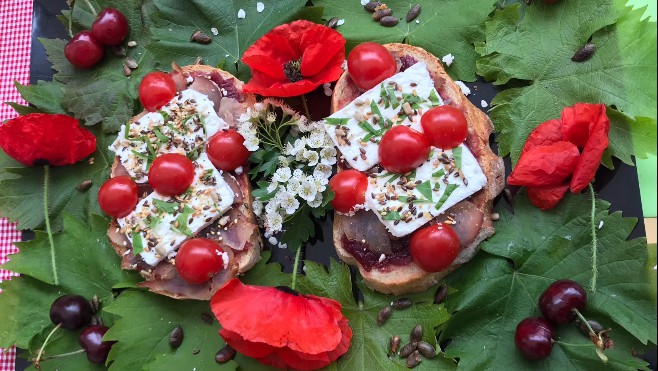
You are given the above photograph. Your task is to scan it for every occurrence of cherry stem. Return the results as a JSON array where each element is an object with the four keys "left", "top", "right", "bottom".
[
  {"left": 291, "top": 245, "right": 302, "bottom": 291},
  {"left": 34, "top": 323, "right": 62, "bottom": 368},
  {"left": 40, "top": 349, "right": 85, "bottom": 361},
  {"left": 588, "top": 183, "right": 598, "bottom": 293},
  {"left": 554, "top": 340, "right": 595, "bottom": 348},
  {"left": 573, "top": 308, "right": 596, "bottom": 336},
  {"left": 301, "top": 94, "right": 311, "bottom": 121},
  {"left": 67, "top": 0, "right": 75, "bottom": 38},
  {"left": 43, "top": 165, "right": 58, "bottom": 286}
]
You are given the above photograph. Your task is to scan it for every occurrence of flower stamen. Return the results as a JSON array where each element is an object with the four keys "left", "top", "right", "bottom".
[{"left": 283, "top": 59, "right": 303, "bottom": 83}]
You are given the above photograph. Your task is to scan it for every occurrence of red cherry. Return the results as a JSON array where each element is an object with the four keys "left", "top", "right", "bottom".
[
  {"left": 539, "top": 279, "right": 587, "bottom": 324},
  {"left": 64, "top": 31, "right": 104, "bottom": 69},
  {"left": 92, "top": 8, "right": 129, "bottom": 46},
  {"left": 515, "top": 317, "right": 554, "bottom": 360}
]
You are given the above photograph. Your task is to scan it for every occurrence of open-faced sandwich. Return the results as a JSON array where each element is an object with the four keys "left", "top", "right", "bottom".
[
  {"left": 104, "top": 63, "right": 262, "bottom": 300},
  {"left": 325, "top": 43, "right": 505, "bottom": 295}
]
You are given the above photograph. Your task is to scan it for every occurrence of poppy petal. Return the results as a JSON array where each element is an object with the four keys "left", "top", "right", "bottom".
[
  {"left": 300, "top": 26, "right": 345, "bottom": 77},
  {"left": 562, "top": 103, "right": 606, "bottom": 148},
  {"left": 242, "top": 34, "right": 298, "bottom": 80},
  {"left": 521, "top": 119, "right": 563, "bottom": 155},
  {"left": 508, "top": 141, "right": 580, "bottom": 187},
  {"left": 0, "top": 113, "right": 96, "bottom": 167},
  {"left": 211, "top": 279, "right": 343, "bottom": 354},
  {"left": 570, "top": 106, "right": 610, "bottom": 193},
  {"left": 220, "top": 329, "right": 276, "bottom": 358},
  {"left": 527, "top": 183, "right": 570, "bottom": 210}
]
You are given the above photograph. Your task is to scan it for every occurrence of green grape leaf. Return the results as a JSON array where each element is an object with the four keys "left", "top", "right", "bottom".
[
  {"left": 25, "top": 327, "right": 105, "bottom": 371},
  {"left": 0, "top": 214, "right": 137, "bottom": 350},
  {"left": 0, "top": 125, "right": 114, "bottom": 231},
  {"left": 14, "top": 80, "right": 67, "bottom": 114},
  {"left": 146, "top": 0, "right": 308, "bottom": 82},
  {"left": 477, "top": 1, "right": 657, "bottom": 165},
  {"left": 297, "top": 259, "right": 456, "bottom": 370},
  {"left": 41, "top": 0, "right": 157, "bottom": 133},
  {"left": 441, "top": 192, "right": 657, "bottom": 370},
  {"left": 312, "top": 0, "right": 500, "bottom": 82}
]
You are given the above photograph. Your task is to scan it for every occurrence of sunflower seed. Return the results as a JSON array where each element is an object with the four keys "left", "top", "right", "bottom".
[
  {"left": 399, "top": 341, "right": 418, "bottom": 358},
  {"left": 127, "top": 40, "right": 138, "bottom": 47},
  {"left": 380, "top": 15, "right": 399, "bottom": 27},
  {"left": 377, "top": 306, "right": 393, "bottom": 326},
  {"left": 215, "top": 345, "right": 236, "bottom": 363},
  {"left": 406, "top": 350, "right": 422, "bottom": 368},
  {"left": 192, "top": 348, "right": 200, "bottom": 355},
  {"left": 191, "top": 30, "right": 212, "bottom": 44},
  {"left": 433, "top": 284, "right": 448, "bottom": 304},
  {"left": 393, "top": 298, "right": 413, "bottom": 310},
  {"left": 169, "top": 325, "right": 184, "bottom": 349},
  {"left": 406, "top": 4, "right": 421, "bottom": 22},
  {"left": 410, "top": 324, "right": 423, "bottom": 342},
  {"left": 364, "top": 1, "right": 382, "bottom": 12},
  {"left": 76, "top": 179, "right": 92, "bottom": 192},
  {"left": 571, "top": 42, "right": 596, "bottom": 62},
  {"left": 372, "top": 8, "right": 392, "bottom": 21},
  {"left": 390, "top": 335, "right": 401, "bottom": 355},
  {"left": 89, "top": 295, "right": 100, "bottom": 314},
  {"left": 417, "top": 341, "right": 436, "bottom": 358},
  {"left": 326, "top": 17, "right": 339, "bottom": 29},
  {"left": 125, "top": 57, "right": 138, "bottom": 69},
  {"left": 123, "top": 64, "right": 132, "bottom": 76}
]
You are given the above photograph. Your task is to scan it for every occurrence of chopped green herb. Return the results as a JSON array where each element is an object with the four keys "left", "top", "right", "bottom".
[
  {"left": 123, "top": 123, "right": 131, "bottom": 139},
  {"left": 159, "top": 110, "right": 170, "bottom": 122},
  {"left": 187, "top": 145, "right": 203, "bottom": 161},
  {"left": 167, "top": 123, "right": 184, "bottom": 135},
  {"left": 416, "top": 180, "right": 434, "bottom": 202},
  {"left": 386, "top": 86, "right": 400, "bottom": 109},
  {"left": 147, "top": 216, "right": 160, "bottom": 230},
  {"left": 429, "top": 90, "right": 441, "bottom": 107},
  {"left": 453, "top": 146, "right": 463, "bottom": 169},
  {"left": 380, "top": 83, "right": 390, "bottom": 108},
  {"left": 152, "top": 127, "right": 169, "bottom": 143},
  {"left": 175, "top": 206, "right": 194, "bottom": 237},
  {"left": 435, "top": 183, "right": 459, "bottom": 210},
  {"left": 202, "top": 169, "right": 214, "bottom": 181},
  {"left": 432, "top": 169, "right": 446, "bottom": 178},
  {"left": 382, "top": 173, "right": 401, "bottom": 184},
  {"left": 132, "top": 232, "right": 144, "bottom": 254},
  {"left": 130, "top": 150, "right": 150, "bottom": 160},
  {"left": 153, "top": 199, "right": 179, "bottom": 214},
  {"left": 325, "top": 117, "right": 349, "bottom": 126},
  {"left": 403, "top": 93, "right": 424, "bottom": 104},
  {"left": 382, "top": 211, "right": 401, "bottom": 221}
]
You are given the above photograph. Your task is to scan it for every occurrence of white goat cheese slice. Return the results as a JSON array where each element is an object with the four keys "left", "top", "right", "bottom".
[
  {"left": 365, "top": 145, "right": 487, "bottom": 237},
  {"left": 109, "top": 89, "right": 227, "bottom": 183},
  {"left": 117, "top": 153, "right": 234, "bottom": 266},
  {"left": 323, "top": 62, "right": 442, "bottom": 171}
]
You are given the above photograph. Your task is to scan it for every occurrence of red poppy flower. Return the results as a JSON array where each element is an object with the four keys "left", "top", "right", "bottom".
[
  {"left": 211, "top": 278, "right": 352, "bottom": 370},
  {"left": 0, "top": 113, "right": 96, "bottom": 166},
  {"left": 242, "top": 20, "right": 346, "bottom": 97},
  {"left": 508, "top": 103, "right": 610, "bottom": 209}
]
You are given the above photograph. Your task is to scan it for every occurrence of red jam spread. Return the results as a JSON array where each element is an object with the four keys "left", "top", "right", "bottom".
[{"left": 340, "top": 234, "right": 412, "bottom": 272}]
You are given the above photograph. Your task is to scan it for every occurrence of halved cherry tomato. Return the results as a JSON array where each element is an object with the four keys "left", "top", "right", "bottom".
[
  {"left": 378, "top": 126, "right": 430, "bottom": 174},
  {"left": 410, "top": 223, "right": 461, "bottom": 272},
  {"left": 176, "top": 238, "right": 228, "bottom": 284},
  {"left": 148, "top": 153, "right": 195, "bottom": 196},
  {"left": 206, "top": 129, "right": 250, "bottom": 171},
  {"left": 420, "top": 106, "right": 468, "bottom": 149},
  {"left": 139, "top": 71, "right": 176, "bottom": 112},
  {"left": 98, "top": 176, "right": 138, "bottom": 218},
  {"left": 347, "top": 42, "right": 397, "bottom": 91},
  {"left": 329, "top": 169, "right": 368, "bottom": 214}
]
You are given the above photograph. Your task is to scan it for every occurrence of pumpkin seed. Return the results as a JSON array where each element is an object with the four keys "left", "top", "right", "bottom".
[
  {"left": 380, "top": 16, "right": 399, "bottom": 27},
  {"left": 326, "top": 17, "right": 339, "bottom": 29},
  {"left": 169, "top": 325, "right": 184, "bottom": 349},
  {"left": 377, "top": 306, "right": 393, "bottom": 326},
  {"left": 410, "top": 324, "right": 423, "bottom": 342},
  {"left": 433, "top": 284, "right": 448, "bottom": 304},
  {"left": 406, "top": 350, "right": 422, "bottom": 368},
  {"left": 390, "top": 335, "right": 401, "bottom": 355},
  {"left": 215, "top": 345, "right": 236, "bottom": 363},
  {"left": 372, "top": 8, "right": 392, "bottom": 21},
  {"left": 417, "top": 341, "right": 436, "bottom": 358},
  {"left": 76, "top": 179, "right": 92, "bottom": 192},
  {"left": 399, "top": 341, "right": 418, "bottom": 358},
  {"left": 364, "top": 1, "right": 382, "bottom": 12},
  {"left": 191, "top": 30, "right": 212, "bottom": 44},
  {"left": 392, "top": 298, "right": 413, "bottom": 310}
]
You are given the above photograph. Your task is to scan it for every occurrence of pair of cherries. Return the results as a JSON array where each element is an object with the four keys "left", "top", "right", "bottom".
[{"left": 64, "top": 8, "right": 129, "bottom": 69}]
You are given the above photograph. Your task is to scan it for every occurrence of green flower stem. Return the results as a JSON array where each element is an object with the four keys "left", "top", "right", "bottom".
[
  {"left": 573, "top": 308, "right": 597, "bottom": 336},
  {"left": 34, "top": 323, "right": 62, "bottom": 368},
  {"left": 588, "top": 183, "right": 598, "bottom": 293},
  {"left": 82, "top": 0, "right": 97, "bottom": 15},
  {"left": 291, "top": 245, "right": 302, "bottom": 291},
  {"left": 43, "top": 165, "right": 58, "bottom": 286},
  {"left": 40, "top": 349, "right": 86, "bottom": 361}
]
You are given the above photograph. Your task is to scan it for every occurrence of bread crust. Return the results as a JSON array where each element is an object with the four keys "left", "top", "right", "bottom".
[
  {"left": 107, "top": 64, "right": 262, "bottom": 299},
  {"left": 332, "top": 44, "right": 505, "bottom": 295}
]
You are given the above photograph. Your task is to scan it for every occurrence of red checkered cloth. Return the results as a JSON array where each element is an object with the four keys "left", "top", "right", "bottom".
[{"left": 0, "top": 0, "right": 34, "bottom": 370}]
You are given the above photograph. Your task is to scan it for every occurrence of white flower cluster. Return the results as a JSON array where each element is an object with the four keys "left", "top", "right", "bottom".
[{"left": 245, "top": 114, "right": 337, "bottom": 235}]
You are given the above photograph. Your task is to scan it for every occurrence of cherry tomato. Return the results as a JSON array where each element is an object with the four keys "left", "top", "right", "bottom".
[
  {"left": 410, "top": 223, "right": 461, "bottom": 272},
  {"left": 139, "top": 72, "right": 176, "bottom": 112},
  {"left": 176, "top": 238, "right": 228, "bottom": 284},
  {"left": 378, "top": 126, "right": 430, "bottom": 174},
  {"left": 206, "top": 129, "right": 250, "bottom": 171},
  {"left": 420, "top": 106, "right": 469, "bottom": 149},
  {"left": 98, "top": 176, "right": 138, "bottom": 218},
  {"left": 347, "top": 42, "right": 397, "bottom": 91},
  {"left": 148, "top": 153, "right": 195, "bottom": 196},
  {"left": 329, "top": 170, "right": 368, "bottom": 214}
]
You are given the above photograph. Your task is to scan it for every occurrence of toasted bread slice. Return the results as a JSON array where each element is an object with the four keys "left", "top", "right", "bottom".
[
  {"left": 107, "top": 64, "right": 262, "bottom": 300},
  {"left": 332, "top": 44, "right": 505, "bottom": 295}
]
